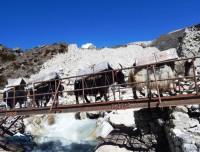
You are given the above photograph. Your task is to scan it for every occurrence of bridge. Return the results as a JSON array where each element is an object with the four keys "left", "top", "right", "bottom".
[{"left": 0, "top": 56, "right": 200, "bottom": 117}]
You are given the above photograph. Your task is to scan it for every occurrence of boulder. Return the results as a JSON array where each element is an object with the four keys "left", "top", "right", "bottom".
[
  {"left": 109, "top": 110, "right": 135, "bottom": 127},
  {"left": 174, "top": 106, "right": 188, "bottom": 113},
  {"left": 86, "top": 111, "right": 100, "bottom": 119},
  {"left": 95, "top": 145, "right": 132, "bottom": 152},
  {"left": 170, "top": 111, "right": 189, "bottom": 120},
  {"left": 95, "top": 121, "right": 113, "bottom": 139},
  {"left": 75, "top": 112, "right": 87, "bottom": 120},
  {"left": 182, "top": 143, "right": 197, "bottom": 152},
  {"left": 47, "top": 115, "right": 55, "bottom": 126}
]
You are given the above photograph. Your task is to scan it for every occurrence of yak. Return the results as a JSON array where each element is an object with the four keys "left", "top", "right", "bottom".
[
  {"left": 3, "top": 89, "right": 27, "bottom": 109},
  {"left": 29, "top": 77, "right": 64, "bottom": 107},
  {"left": 128, "top": 58, "right": 198, "bottom": 99},
  {"left": 30, "top": 82, "right": 64, "bottom": 107},
  {"left": 74, "top": 64, "right": 126, "bottom": 104}
]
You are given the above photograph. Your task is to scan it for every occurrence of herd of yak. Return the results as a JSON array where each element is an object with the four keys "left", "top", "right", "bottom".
[{"left": 2, "top": 58, "right": 198, "bottom": 109}]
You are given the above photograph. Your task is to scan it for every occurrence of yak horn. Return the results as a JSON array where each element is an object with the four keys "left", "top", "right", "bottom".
[{"left": 119, "top": 63, "right": 123, "bottom": 69}]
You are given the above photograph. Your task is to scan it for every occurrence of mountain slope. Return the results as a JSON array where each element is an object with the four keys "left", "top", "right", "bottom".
[{"left": 1, "top": 23, "right": 200, "bottom": 86}]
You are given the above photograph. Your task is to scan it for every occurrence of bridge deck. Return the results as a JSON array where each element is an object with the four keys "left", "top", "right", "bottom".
[{"left": 1, "top": 94, "right": 200, "bottom": 117}]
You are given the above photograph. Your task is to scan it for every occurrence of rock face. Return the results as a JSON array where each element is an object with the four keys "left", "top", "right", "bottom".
[
  {"left": 165, "top": 106, "right": 200, "bottom": 152},
  {"left": 150, "top": 24, "right": 200, "bottom": 57},
  {"left": 150, "top": 28, "right": 185, "bottom": 51},
  {"left": 179, "top": 25, "right": 200, "bottom": 58}
]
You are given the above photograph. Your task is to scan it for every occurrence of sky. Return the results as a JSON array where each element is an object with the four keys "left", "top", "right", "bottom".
[{"left": 0, "top": 0, "right": 200, "bottom": 50}]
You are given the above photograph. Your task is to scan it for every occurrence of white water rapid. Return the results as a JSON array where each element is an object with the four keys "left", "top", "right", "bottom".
[{"left": 27, "top": 113, "right": 99, "bottom": 152}]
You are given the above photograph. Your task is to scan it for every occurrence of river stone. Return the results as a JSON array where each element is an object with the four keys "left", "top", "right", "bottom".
[
  {"left": 47, "top": 115, "right": 55, "bottom": 125},
  {"left": 170, "top": 111, "right": 189, "bottom": 120},
  {"left": 191, "top": 104, "right": 199, "bottom": 110},
  {"left": 170, "top": 119, "right": 191, "bottom": 129},
  {"left": 75, "top": 112, "right": 87, "bottom": 120},
  {"left": 95, "top": 145, "right": 132, "bottom": 152},
  {"left": 182, "top": 143, "right": 197, "bottom": 152},
  {"left": 109, "top": 111, "right": 135, "bottom": 127},
  {"left": 188, "top": 118, "right": 199, "bottom": 128},
  {"left": 174, "top": 106, "right": 188, "bottom": 113},
  {"left": 86, "top": 111, "right": 100, "bottom": 119},
  {"left": 95, "top": 121, "right": 113, "bottom": 139},
  {"left": 177, "top": 134, "right": 195, "bottom": 144}
]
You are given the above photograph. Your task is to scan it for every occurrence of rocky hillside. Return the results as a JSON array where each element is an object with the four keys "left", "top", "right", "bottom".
[{"left": 0, "top": 43, "right": 68, "bottom": 79}]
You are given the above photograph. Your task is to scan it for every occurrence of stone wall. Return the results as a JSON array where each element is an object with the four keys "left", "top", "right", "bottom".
[
  {"left": 165, "top": 106, "right": 200, "bottom": 152},
  {"left": 134, "top": 108, "right": 169, "bottom": 152}
]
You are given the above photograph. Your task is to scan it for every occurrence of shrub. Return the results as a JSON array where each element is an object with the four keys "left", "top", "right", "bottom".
[
  {"left": 0, "top": 75, "right": 8, "bottom": 89},
  {"left": 0, "top": 53, "right": 16, "bottom": 62}
]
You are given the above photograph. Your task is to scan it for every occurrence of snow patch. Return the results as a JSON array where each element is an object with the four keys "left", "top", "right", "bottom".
[{"left": 81, "top": 43, "right": 96, "bottom": 49}]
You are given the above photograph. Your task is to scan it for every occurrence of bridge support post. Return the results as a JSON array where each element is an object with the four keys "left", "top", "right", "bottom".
[
  {"left": 112, "top": 71, "right": 116, "bottom": 101},
  {"left": 50, "top": 80, "right": 61, "bottom": 111},
  {"left": 152, "top": 65, "right": 161, "bottom": 104},
  {"left": 192, "top": 58, "right": 198, "bottom": 95},
  {"left": 32, "top": 83, "right": 35, "bottom": 108},
  {"left": 81, "top": 76, "right": 85, "bottom": 103}
]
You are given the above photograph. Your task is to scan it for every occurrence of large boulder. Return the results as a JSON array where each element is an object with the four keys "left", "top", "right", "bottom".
[
  {"left": 95, "top": 145, "right": 132, "bottom": 152},
  {"left": 108, "top": 109, "right": 135, "bottom": 127},
  {"left": 95, "top": 121, "right": 113, "bottom": 139}
]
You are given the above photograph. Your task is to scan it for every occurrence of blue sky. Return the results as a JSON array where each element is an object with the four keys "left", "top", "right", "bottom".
[{"left": 0, "top": 0, "right": 200, "bottom": 50}]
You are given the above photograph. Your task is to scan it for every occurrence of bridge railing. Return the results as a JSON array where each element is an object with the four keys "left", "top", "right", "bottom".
[{"left": 1, "top": 56, "right": 200, "bottom": 110}]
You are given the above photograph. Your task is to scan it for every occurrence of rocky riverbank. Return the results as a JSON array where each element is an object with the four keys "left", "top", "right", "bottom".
[{"left": 1, "top": 105, "right": 200, "bottom": 152}]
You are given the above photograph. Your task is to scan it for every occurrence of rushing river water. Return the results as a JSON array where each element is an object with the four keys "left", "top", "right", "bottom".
[{"left": 29, "top": 113, "right": 100, "bottom": 152}]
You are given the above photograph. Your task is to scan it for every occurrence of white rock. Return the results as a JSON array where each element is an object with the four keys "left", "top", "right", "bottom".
[
  {"left": 170, "top": 112, "right": 189, "bottom": 120},
  {"left": 95, "top": 121, "right": 113, "bottom": 139},
  {"left": 109, "top": 111, "right": 135, "bottom": 127},
  {"left": 95, "top": 145, "right": 132, "bottom": 152},
  {"left": 79, "top": 112, "right": 87, "bottom": 119}
]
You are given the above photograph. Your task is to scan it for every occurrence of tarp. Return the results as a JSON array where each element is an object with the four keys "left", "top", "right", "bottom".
[
  {"left": 136, "top": 48, "right": 178, "bottom": 66},
  {"left": 76, "top": 61, "right": 111, "bottom": 80},
  {"left": 4, "top": 78, "right": 26, "bottom": 92},
  {"left": 27, "top": 72, "right": 59, "bottom": 89}
]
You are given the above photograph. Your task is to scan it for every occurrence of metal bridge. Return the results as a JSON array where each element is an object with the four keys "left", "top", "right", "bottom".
[{"left": 1, "top": 56, "right": 200, "bottom": 117}]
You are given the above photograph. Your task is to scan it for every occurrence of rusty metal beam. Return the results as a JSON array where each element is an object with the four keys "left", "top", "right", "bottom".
[{"left": 1, "top": 94, "right": 200, "bottom": 117}]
